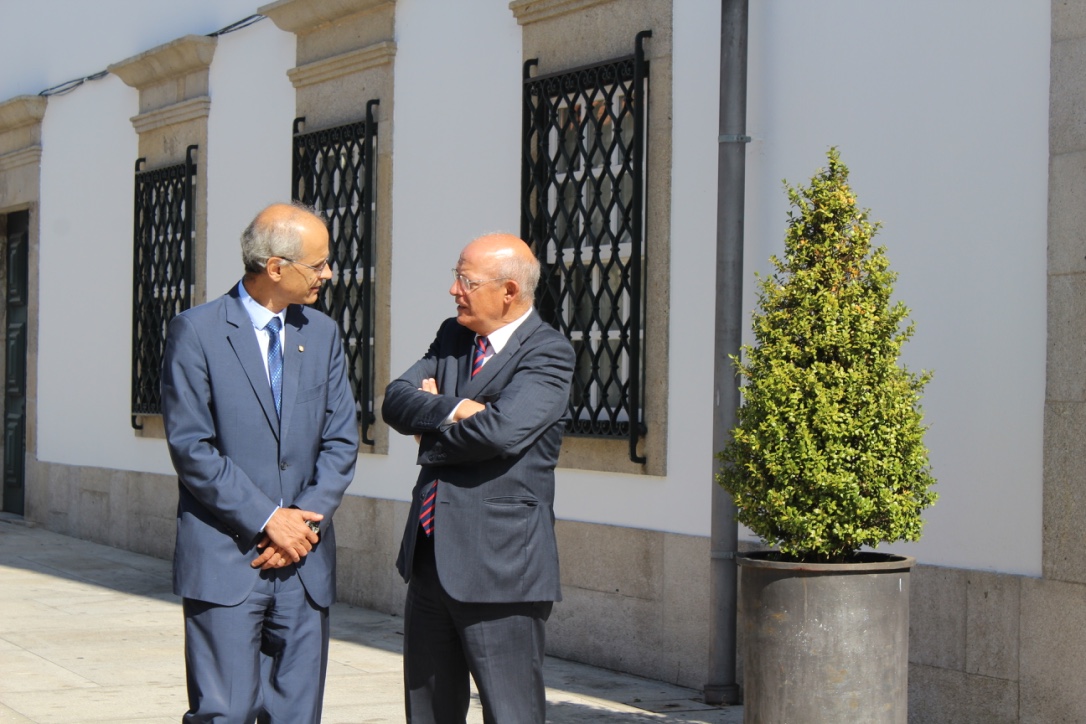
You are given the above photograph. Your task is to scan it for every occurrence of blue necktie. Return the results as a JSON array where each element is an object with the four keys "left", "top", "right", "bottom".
[{"left": 266, "top": 317, "right": 283, "bottom": 418}]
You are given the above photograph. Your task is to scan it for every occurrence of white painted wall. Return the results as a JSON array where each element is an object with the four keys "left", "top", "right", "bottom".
[
  {"left": 205, "top": 18, "right": 295, "bottom": 296},
  {"left": 548, "top": 1, "right": 725, "bottom": 534},
  {"left": 740, "top": 0, "right": 1050, "bottom": 575},
  {"left": 0, "top": 0, "right": 260, "bottom": 99},
  {"left": 346, "top": 0, "right": 525, "bottom": 501},
  {"left": 9, "top": 0, "right": 1052, "bottom": 576},
  {"left": 35, "top": 73, "right": 170, "bottom": 472},
  {"left": 34, "top": 11, "right": 294, "bottom": 476}
]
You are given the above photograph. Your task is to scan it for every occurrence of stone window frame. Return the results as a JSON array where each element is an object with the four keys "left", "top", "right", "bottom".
[
  {"left": 511, "top": 0, "right": 672, "bottom": 476},
  {"left": 521, "top": 42, "right": 650, "bottom": 462},
  {"left": 291, "top": 104, "right": 380, "bottom": 445},
  {"left": 128, "top": 147, "right": 198, "bottom": 426},
  {"left": 108, "top": 35, "right": 216, "bottom": 439},
  {"left": 261, "top": 0, "right": 397, "bottom": 454}
]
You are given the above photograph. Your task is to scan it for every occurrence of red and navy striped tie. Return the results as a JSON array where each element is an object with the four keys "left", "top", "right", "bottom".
[
  {"left": 420, "top": 336, "right": 490, "bottom": 538},
  {"left": 419, "top": 481, "right": 437, "bottom": 537},
  {"left": 472, "top": 335, "right": 489, "bottom": 377}
]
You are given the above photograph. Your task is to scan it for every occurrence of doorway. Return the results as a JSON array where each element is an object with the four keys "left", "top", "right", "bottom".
[{"left": 3, "top": 210, "right": 28, "bottom": 515}]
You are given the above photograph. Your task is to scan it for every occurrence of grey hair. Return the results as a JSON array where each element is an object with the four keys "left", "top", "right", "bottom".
[
  {"left": 495, "top": 247, "right": 540, "bottom": 303},
  {"left": 240, "top": 202, "right": 323, "bottom": 273}
]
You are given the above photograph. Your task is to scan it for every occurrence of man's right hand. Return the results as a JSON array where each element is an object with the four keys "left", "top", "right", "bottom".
[
  {"left": 261, "top": 507, "right": 323, "bottom": 564},
  {"left": 452, "top": 399, "right": 485, "bottom": 422},
  {"left": 413, "top": 378, "right": 484, "bottom": 442},
  {"left": 420, "top": 376, "right": 487, "bottom": 422}
]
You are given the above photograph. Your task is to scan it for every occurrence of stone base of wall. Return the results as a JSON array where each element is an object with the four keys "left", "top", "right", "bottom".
[
  {"left": 23, "top": 461, "right": 712, "bottom": 689},
  {"left": 908, "top": 561, "right": 1021, "bottom": 722},
  {"left": 334, "top": 498, "right": 714, "bottom": 688},
  {"left": 26, "top": 460, "right": 177, "bottom": 561},
  {"left": 549, "top": 519, "right": 711, "bottom": 689},
  {"left": 907, "top": 563, "right": 1086, "bottom": 723},
  {"left": 328, "top": 495, "right": 410, "bottom": 615},
  {"left": 38, "top": 459, "right": 1086, "bottom": 719}
]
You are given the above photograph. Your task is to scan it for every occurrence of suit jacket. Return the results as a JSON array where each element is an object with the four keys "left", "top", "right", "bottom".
[
  {"left": 161, "top": 285, "right": 358, "bottom": 608},
  {"left": 383, "top": 310, "right": 574, "bottom": 603}
]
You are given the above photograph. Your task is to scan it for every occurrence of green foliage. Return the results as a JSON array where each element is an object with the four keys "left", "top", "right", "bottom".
[{"left": 717, "top": 148, "right": 936, "bottom": 562}]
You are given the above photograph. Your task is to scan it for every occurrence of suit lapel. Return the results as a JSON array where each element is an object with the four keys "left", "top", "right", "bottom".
[
  {"left": 224, "top": 289, "right": 280, "bottom": 440},
  {"left": 462, "top": 311, "right": 543, "bottom": 394},
  {"left": 446, "top": 324, "right": 474, "bottom": 398},
  {"left": 279, "top": 305, "right": 307, "bottom": 441}
]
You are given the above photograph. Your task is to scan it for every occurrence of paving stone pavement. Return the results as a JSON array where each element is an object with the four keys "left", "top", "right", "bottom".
[{"left": 0, "top": 515, "right": 742, "bottom": 723}]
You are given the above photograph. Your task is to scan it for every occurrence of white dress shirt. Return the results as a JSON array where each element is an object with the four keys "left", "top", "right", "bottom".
[
  {"left": 237, "top": 280, "right": 288, "bottom": 528},
  {"left": 237, "top": 280, "right": 286, "bottom": 384}
]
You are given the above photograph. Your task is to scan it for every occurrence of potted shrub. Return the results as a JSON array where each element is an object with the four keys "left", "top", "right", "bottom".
[{"left": 717, "top": 148, "right": 937, "bottom": 723}]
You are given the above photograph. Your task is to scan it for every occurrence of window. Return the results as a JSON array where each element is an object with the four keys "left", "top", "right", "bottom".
[
  {"left": 292, "top": 101, "right": 379, "bottom": 445},
  {"left": 130, "top": 145, "right": 196, "bottom": 428},
  {"left": 521, "top": 33, "right": 650, "bottom": 463}
]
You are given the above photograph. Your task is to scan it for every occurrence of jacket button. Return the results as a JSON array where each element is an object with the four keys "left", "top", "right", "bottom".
[{"left": 280, "top": 462, "right": 288, "bottom": 470}]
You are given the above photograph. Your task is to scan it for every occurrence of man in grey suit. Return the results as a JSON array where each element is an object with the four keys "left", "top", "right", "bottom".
[
  {"left": 162, "top": 202, "right": 359, "bottom": 723},
  {"left": 382, "top": 232, "right": 575, "bottom": 723}
]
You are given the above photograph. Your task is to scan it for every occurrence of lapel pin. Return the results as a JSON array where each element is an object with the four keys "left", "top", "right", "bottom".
[{"left": 298, "top": 345, "right": 305, "bottom": 352}]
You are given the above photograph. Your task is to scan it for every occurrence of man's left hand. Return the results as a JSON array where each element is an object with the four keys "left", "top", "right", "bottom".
[
  {"left": 258, "top": 507, "right": 323, "bottom": 566},
  {"left": 252, "top": 537, "right": 285, "bottom": 569},
  {"left": 251, "top": 521, "right": 320, "bottom": 569}
]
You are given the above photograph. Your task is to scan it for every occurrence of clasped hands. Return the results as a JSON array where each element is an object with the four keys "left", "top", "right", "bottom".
[
  {"left": 254, "top": 378, "right": 485, "bottom": 567},
  {"left": 413, "top": 377, "right": 484, "bottom": 443},
  {"left": 251, "top": 507, "right": 323, "bottom": 570}
]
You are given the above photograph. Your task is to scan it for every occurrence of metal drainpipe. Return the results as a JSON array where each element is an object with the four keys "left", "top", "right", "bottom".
[{"left": 704, "top": 0, "right": 748, "bottom": 707}]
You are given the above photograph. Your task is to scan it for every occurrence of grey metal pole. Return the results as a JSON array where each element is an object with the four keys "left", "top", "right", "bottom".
[{"left": 704, "top": 0, "right": 748, "bottom": 707}]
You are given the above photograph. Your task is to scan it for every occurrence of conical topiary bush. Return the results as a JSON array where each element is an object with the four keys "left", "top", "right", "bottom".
[{"left": 717, "top": 148, "right": 936, "bottom": 562}]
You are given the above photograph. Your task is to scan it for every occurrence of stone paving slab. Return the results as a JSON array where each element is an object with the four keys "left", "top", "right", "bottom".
[{"left": 0, "top": 515, "right": 742, "bottom": 723}]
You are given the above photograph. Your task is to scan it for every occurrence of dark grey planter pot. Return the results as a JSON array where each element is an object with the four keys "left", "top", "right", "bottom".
[{"left": 737, "top": 551, "right": 914, "bottom": 724}]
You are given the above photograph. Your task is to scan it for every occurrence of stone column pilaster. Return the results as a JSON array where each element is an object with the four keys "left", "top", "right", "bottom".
[
  {"left": 0, "top": 95, "right": 46, "bottom": 212},
  {"left": 108, "top": 34, "right": 217, "bottom": 308},
  {"left": 261, "top": 0, "right": 396, "bottom": 454}
]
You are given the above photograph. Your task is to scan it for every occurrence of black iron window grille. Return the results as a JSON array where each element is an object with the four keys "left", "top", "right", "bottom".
[
  {"left": 130, "top": 145, "right": 197, "bottom": 428},
  {"left": 521, "top": 32, "right": 651, "bottom": 463},
  {"left": 292, "top": 100, "right": 379, "bottom": 445}
]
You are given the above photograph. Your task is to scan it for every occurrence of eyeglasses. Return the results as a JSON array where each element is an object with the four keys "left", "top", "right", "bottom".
[
  {"left": 452, "top": 269, "right": 507, "bottom": 293},
  {"left": 280, "top": 256, "right": 332, "bottom": 275}
]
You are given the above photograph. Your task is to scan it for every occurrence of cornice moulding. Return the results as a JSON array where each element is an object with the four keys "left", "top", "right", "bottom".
[
  {"left": 0, "top": 145, "right": 43, "bottom": 173},
  {"left": 0, "top": 96, "right": 47, "bottom": 134},
  {"left": 130, "top": 97, "right": 212, "bottom": 134},
  {"left": 287, "top": 41, "right": 396, "bottom": 88},
  {"left": 509, "top": 0, "right": 617, "bottom": 25},
  {"left": 260, "top": 0, "right": 394, "bottom": 34},
  {"left": 108, "top": 35, "right": 217, "bottom": 90}
]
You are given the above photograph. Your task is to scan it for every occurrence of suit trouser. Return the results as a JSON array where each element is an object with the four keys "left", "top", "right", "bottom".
[
  {"left": 404, "top": 528, "right": 552, "bottom": 724},
  {"left": 182, "top": 566, "right": 329, "bottom": 724}
]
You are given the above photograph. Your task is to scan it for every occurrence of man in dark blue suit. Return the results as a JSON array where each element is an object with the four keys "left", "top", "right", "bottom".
[
  {"left": 162, "top": 203, "right": 358, "bottom": 723},
  {"left": 383, "top": 233, "right": 575, "bottom": 723}
]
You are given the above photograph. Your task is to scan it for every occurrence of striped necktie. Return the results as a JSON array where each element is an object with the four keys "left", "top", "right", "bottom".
[
  {"left": 419, "top": 482, "right": 437, "bottom": 537},
  {"left": 472, "top": 335, "right": 489, "bottom": 377},
  {"left": 420, "top": 335, "right": 491, "bottom": 537}
]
